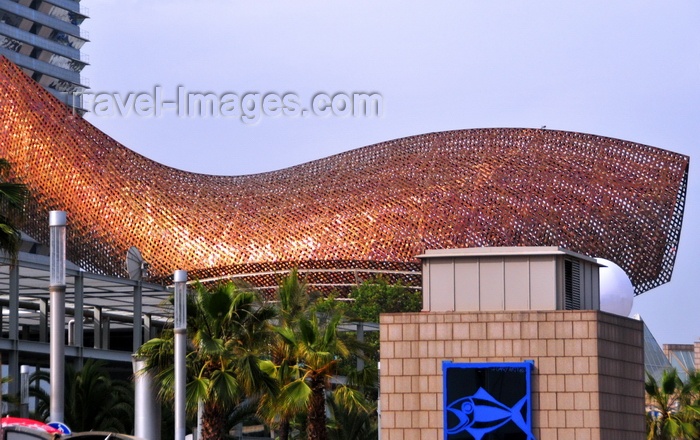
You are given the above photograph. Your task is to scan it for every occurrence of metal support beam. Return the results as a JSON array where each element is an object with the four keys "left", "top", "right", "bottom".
[
  {"left": 39, "top": 298, "right": 48, "bottom": 343},
  {"left": 93, "top": 306, "right": 102, "bottom": 349},
  {"left": 73, "top": 273, "right": 84, "bottom": 347},
  {"left": 102, "top": 316, "right": 110, "bottom": 350},
  {"left": 133, "top": 282, "right": 143, "bottom": 352},
  {"left": 144, "top": 314, "right": 152, "bottom": 342}
]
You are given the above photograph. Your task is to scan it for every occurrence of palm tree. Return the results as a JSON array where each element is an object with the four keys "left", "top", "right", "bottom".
[
  {"left": 276, "top": 310, "right": 370, "bottom": 440},
  {"left": 645, "top": 368, "right": 700, "bottom": 439},
  {"left": 261, "top": 268, "right": 311, "bottom": 440},
  {"left": 0, "top": 158, "right": 27, "bottom": 261},
  {"left": 29, "top": 359, "right": 134, "bottom": 433},
  {"left": 138, "top": 281, "right": 278, "bottom": 440}
]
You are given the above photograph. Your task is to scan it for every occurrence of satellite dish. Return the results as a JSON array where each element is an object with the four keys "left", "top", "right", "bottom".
[{"left": 126, "top": 246, "right": 148, "bottom": 281}]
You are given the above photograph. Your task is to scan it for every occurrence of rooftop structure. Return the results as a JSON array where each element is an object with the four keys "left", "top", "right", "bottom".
[
  {"left": 0, "top": 0, "right": 88, "bottom": 111},
  {"left": 0, "top": 56, "right": 690, "bottom": 297}
]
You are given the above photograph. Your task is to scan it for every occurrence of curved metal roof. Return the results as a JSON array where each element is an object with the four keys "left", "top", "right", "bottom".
[{"left": 0, "top": 56, "right": 689, "bottom": 294}]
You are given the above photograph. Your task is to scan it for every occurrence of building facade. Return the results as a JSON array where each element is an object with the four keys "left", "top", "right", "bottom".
[{"left": 0, "top": 0, "right": 88, "bottom": 111}]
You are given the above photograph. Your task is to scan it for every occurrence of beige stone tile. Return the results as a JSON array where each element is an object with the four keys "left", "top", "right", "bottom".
[
  {"left": 420, "top": 393, "right": 437, "bottom": 410},
  {"left": 444, "top": 340, "right": 462, "bottom": 357},
  {"left": 521, "top": 321, "right": 538, "bottom": 339},
  {"left": 428, "top": 410, "right": 442, "bottom": 428},
  {"left": 564, "top": 311, "right": 582, "bottom": 321},
  {"left": 478, "top": 339, "right": 496, "bottom": 357},
  {"left": 530, "top": 339, "right": 548, "bottom": 355},
  {"left": 453, "top": 322, "right": 470, "bottom": 338},
  {"left": 411, "top": 410, "right": 429, "bottom": 428},
  {"left": 402, "top": 323, "right": 418, "bottom": 340},
  {"left": 566, "top": 410, "right": 586, "bottom": 426},
  {"left": 513, "top": 339, "right": 530, "bottom": 356},
  {"left": 428, "top": 340, "right": 445, "bottom": 358},
  {"left": 381, "top": 409, "right": 394, "bottom": 428},
  {"left": 403, "top": 358, "right": 420, "bottom": 376},
  {"left": 380, "top": 341, "right": 395, "bottom": 359},
  {"left": 388, "top": 393, "right": 404, "bottom": 411},
  {"left": 419, "top": 358, "right": 436, "bottom": 375},
  {"left": 487, "top": 322, "right": 504, "bottom": 339},
  {"left": 450, "top": 313, "right": 466, "bottom": 322},
  {"left": 403, "top": 393, "right": 420, "bottom": 411},
  {"left": 573, "top": 320, "right": 589, "bottom": 338},
  {"left": 558, "top": 392, "right": 575, "bottom": 410},
  {"left": 382, "top": 376, "right": 395, "bottom": 394},
  {"left": 538, "top": 428, "right": 557, "bottom": 439},
  {"left": 555, "top": 321, "right": 573, "bottom": 338},
  {"left": 565, "top": 376, "right": 583, "bottom": 392},
  {"left": 388, "top": 358, "right": 403, "bottom": 376},
  {"left": 556, "top": 357, "right": 573, "bottom": 374},
  {"left": 539, "top": 392, "right": 558, "bottom": 410},
  {"left": 395, "top": 341, "right": 411, "bottom": 358},
  {"left": 470, "top": 322, "right": 487, "bottom": 339},
  {"left": 539, "top": 321, "right": 555, "bottom": 338},
  {"left": 419, "top": 323, "right": 436, "bottom": 340},
  {"left": 388, "top": 324, "right": 403, "bottom": 341},
  {"left": 411, "top": 375, "right": 428, "bottom": 393},
  {"left": 395, "top": 376, "right": 412, "bottom": 393},
  {"left": 504, "top": 321, "right": 521, "bottom": 338},
  {"left": 564, "top": 339, "right": 582, "bottom": 357},
  {"left": 558, "top": 428, "right": 576, "bottom": 438},
  {"left": 547, "top": 339, "right": 565, "bottom": 356},
  {"left": 380, "top": 315, "right": 393, "bottom": 324},
  {"left": 583, "top": 406, "right": 600, "bottom": 427},
  {"left": 427, "top": 314, "right": 445, "bottom": 323},
  {"left": 538, "top": 356, "right": 556, "bottom": 374},
  {"left": 495, "top": 339, "right": 513, "bottom": 356},
  {"left": 436, "top": 323, "right": 453, "bottom": 340},
  {"left": 548, "top": 375, "right": 565, "bottom": 392},
  {"left": 428, "top": 375, "right": 442, "bottom": 393},
  {"left": 573, "top": 356, "right": 589, "bottom": 374},
  {"left": 422, "top": 428, "right": 438, "bottom": 438},
  {"left": 459, "top": 313, "right": 478, "bottom": 322},
  {"left": 461, "top": 340, "right": 478, "bottom": 356},
  {"left": 395, "top": 411, "right": 412, "bottom": 428},
  {"left": 574, "top": 393, "right": 591, "bottom": 410},
  {"left": 549, "top": 410, "right": 567, "bottom": 427}
]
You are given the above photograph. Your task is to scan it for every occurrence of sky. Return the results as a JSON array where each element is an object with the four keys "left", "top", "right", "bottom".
[{"left": 80, "top": 1, "right": 700, "bottom": 345}]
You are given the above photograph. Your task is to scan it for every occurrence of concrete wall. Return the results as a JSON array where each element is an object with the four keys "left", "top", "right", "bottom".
[{"left": 379, "top": 310, "right": 645, "bottom": 439}]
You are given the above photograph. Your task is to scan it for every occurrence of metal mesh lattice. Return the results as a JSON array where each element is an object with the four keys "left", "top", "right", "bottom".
[{"left": 0, "top": 56, "right": 690, "bottom": 295}]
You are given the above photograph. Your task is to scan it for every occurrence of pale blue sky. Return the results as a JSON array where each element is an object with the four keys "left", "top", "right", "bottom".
[{"left": 82, "top": 0, "right": 700, "bottom": 345}]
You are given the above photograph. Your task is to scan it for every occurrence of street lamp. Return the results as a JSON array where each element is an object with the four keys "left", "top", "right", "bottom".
[
  {"left": 173, "top": 270, "right": 187, "bottom": 440},
  {"left": 49, "top": 210, "right": 66, "bottom": 423}
]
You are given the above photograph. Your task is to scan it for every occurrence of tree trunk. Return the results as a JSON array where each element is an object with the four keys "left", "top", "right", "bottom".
[
  {"left": 278, "top": 418, "right": 290, "bottom": 440},
  {"left": 307, "top": 374, "right": 328, "bottom": 440},
  {"left": 201, "top": 401, "right": 226, "bottom": 440}
]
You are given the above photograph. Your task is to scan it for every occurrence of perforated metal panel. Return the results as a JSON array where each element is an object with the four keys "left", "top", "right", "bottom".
[{"left": 0, "top": 56, "right": 689, "bottom": 296}]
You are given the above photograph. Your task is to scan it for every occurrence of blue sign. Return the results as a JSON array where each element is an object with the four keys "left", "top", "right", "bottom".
[
  {"left": 47, "top": 421, "right": 72, "bottom": 435},
  {"left": 443, "top": 361, "right": 534, "bottom": 440}
]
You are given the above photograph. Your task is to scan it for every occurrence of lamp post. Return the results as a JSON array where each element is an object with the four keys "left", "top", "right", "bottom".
[
  {"left": 49, "top": 210, "right": 66, "bottom": 423},
  {"left": 173, "top": 270, "right": 187, "bottom": 440}
]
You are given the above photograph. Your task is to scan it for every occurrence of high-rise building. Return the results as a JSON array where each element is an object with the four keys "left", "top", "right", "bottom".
[{"left": 0, "top": 0, "right": 88, "bottom": 111}]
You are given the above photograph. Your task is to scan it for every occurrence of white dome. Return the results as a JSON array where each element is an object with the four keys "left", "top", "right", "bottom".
[{"left": 597, "top": 258, "right": 634, "bottom": 316}]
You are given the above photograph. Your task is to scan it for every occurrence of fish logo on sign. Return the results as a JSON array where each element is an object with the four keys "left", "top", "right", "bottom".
[{"left": 445, "top": 387, "right": 533, "bottom": 440}]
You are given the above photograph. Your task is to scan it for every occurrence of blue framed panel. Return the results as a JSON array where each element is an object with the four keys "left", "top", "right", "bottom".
[{"left": 443, "top": 361, "right": 534, "bottom": 440}]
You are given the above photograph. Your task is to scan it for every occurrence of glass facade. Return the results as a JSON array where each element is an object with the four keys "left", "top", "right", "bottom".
[
  {"left": 0, "top": 0, "right": 88, "bottom": 110},
  {"left": 638, "top": 316, "right": 672, "bottom": 381}
]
